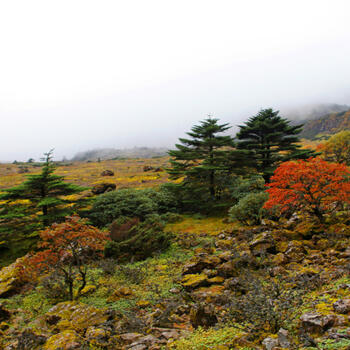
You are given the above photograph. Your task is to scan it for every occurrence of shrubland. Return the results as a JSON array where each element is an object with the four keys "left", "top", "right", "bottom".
[{"left": 0, "top": 110, "right": 349, "bottom": 349}]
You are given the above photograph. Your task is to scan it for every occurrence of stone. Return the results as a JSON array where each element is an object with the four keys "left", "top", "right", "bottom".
[
  {"left": 180, "top": 274, "right": 208, "bottom": 290},
  {"left": 44, "top": 330, "right": 81, "bottom": 349},
  {"left": 45, "top": 302, "right": 110, "bottom": 333},
  {"left": 120, "top": 333, "right": 143, "bottom": 344},
  {"left": 101, "top": 170, "right": 114, "bottom": 176},
  {"left": 108, "top": 286, "right": 133, "bottom": 302},
  {"left": 143, "top": 166, "right": 154, "bottom": 172},
  {"left": 0, "top": 258, "right": 25, "bottom": 298},
  {"left": 262, "top": 336, "right": 279, "bottom": 350},
  {"left": 182, "top": 255, "right": 221, "bottom": 275},
  {"left": 277, "top": 328, "right": 291, "bottom": 348},
  {"left": 300, "top": 312, "right": 337, "bottom": 333},
  {"left": 91, "top": 182, "right": 116, "bottom": 194},
  {"left": 217, "top": 261, "right": 235, "bottom": 277},
  {"left": 333, "top": 299, "right": 350, "bottom": 314},
  {"left": 249, "top": 232, "right": 276, "bottom": 256}
]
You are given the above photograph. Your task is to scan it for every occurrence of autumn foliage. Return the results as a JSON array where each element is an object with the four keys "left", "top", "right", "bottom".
[
  {"left": 19, "top": 215, "right": 109, "bottom": 300},
  {"left": 264, "top": 157, "right": 350, "bottom": 222}
]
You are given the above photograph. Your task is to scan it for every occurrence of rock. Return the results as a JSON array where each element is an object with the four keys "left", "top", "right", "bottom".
[
  {"left": 45, "top": 302, "right": 110, "bottom": 333},
  {"left": 182, "top": 255, "right": 221, "bottom": 275},
  {"left": 207, "top": 276, "right": 225, "bottom": 284},
  {"left": 169, "top": 288, "right": 180, "bottom": 294},
  {"left": 284, "top": 240, "right": 307, "bottom": 263},
  {"left": 262, "top": 336, "right": 279, "bottom": 350},
  {"left": 278, "top": 328, "right": 291, "bottom": 348},
  {"left": 192, "top": 285, "right": 226, "bottom": 301},
  {"left": 300, "top": 312, "right": 337, "bottom": 333},
  {"left": 91, "top": 182, "right": 116, "bottom": 194},
  {"left": 16, "top": 329, "right": 47, "bottom": 349},
  {"left": 143, "top": 166, "right": 154, "bottom": 172},
  {"left": 120, "top": 333, "right": 143, "bottom": 344},
  {"left": 189, "top": 304, "right": 218, "bottom": 328},
  {"left": 44, "top": 330, "right": 81, "bottom": 349},
  {"left": 0, "top": 258, "right": 25, "bottom": 298},
  {"left": 272, "top": 253, "right": 288, "bottom": 266},
  {"left": 217, "top": 251, "right": 233, "bottom": 261},
  {"left": 85, "top": 326, "right": 110, "bottom": 347},
  {"left": 333, "top": 299, "right": 350, "bottom": 314},
  {"left": 249, "top": 232, "right": 276, "bottom": 256},
  {"left": 136, "top": 300, "right": 151, "bottom": 308},
  {"left": 108, "top": 286, "right": 133, "bottom": 302},
  {"left": 101, "top": 170, "right": 114, "bottom": 176},
  {"left": 180, "top": 274, "right": 208, "bottom": 290},
  {"left": 217, "top": 261, "right": 235, "bottom": 277}
]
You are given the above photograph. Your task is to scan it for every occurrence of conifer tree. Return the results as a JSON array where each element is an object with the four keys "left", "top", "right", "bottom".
[
  {"left": 167, "top": 117, "right": 235, "bottom": 208},
  {"left": 235, "top": 108, "right": 316, "bottom": 182},
  {"left": 0, "top": 150, "right": 88, "bottom": 229}
]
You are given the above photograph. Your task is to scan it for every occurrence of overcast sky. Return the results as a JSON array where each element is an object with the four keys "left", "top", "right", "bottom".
[{"left": 1, "top": 0, "right": 350, "bottom": 161}]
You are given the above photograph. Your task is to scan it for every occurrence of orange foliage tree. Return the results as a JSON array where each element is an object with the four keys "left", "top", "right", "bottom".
[
  {"left": 20, "top": 215, "right": 109, "bottom": 300},
  {"left": 264, "top": 157, "right": 350, "bottom": 222}
]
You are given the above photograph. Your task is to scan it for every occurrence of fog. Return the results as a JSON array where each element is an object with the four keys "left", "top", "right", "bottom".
[{"left": 1, "top": 0, "right": 350, "bottom": 161}]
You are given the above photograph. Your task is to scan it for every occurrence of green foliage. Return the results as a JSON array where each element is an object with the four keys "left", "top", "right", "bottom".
[
  {"left": 235, "top": 108, "right": 316, "bottom": 182},
  {"left": 0, "top": 150, "right": 88, "bottom": 264},
  {"left": 168, "top": 325, "right": 245, "bottom": 349},
  {"left": 104, "top": 217, "right": 173, "bottom": 262},
  {"left": 229, "top": 175, "right": 265, "bottom": 203},
  {"left": 167, "top": 117, "right": 237, "bottom": 212},
  {"left": 90, "top": 187, "right": 179, "bottom": 227},
  {"left": 229, "top": 192, "right": 268, "bottom": 225}
]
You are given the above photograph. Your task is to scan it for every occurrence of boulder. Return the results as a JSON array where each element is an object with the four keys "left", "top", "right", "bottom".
[
  {"left": 101, "top": 170, "right": 114, "bottom": 176},
  {"left": 262, "top": 337, "right": 279, "bottom": 350},
  {"left": 182, "top": 255, "right": 221, "bottom": 275},
  {"left": 44, "top": 330, "right": 81, "bottom": 349},
  {"left": 143, "top": 166, "right": 154, "bottom": 172},
  {"left": 217, "top": 261, "right": 235, "bottom": 277},
  {"left": 45, "top": 302, "right": 110, "bottom": 333},
  {"left": 249, "top": 232, "right": 276, "bottom": 256},
  {"left": 300, "top": 312, "right": 337, "bottom": 333},
  {"left": 333, "top": 299, "right": 350, "bottom": 314},
  {"left": 277, "top": 328, "right": 291, "bottom": 348},
  {"left": 180, "top": 274, "right": 208, "bottom": 290},
  {"left": 0, "top": 258, "right": 25, "bottom": 298},
  {"left": 91, "top": 182, "right": 116, "bottom": 195}
]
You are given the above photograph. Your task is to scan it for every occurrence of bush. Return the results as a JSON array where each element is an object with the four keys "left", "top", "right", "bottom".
[
  {"left": 104, "top": 218, "right": 172, "bottom": 262},
  {"left": 229, "top": 192, "right": 268, "bottom": 225},
  {"left": 90, "top": 187, "right": 179, "bottom": 227},
  {"left": 229, "top": 175, "right": 265, "bottom": 203}
]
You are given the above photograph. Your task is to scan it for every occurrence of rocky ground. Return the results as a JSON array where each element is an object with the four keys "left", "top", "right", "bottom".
[{"left": 0, "top": 215, "right": 350, "bottom": 349}]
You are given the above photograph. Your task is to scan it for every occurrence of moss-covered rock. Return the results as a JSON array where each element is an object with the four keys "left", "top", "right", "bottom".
[
  {"left": 44, "top": 330, "right": 81, "bottom": 350},
  {"left": 180, "top": 274, "right": 208, "bottom": 290},
  {"left": 45, "top": 302, "right": 110, "bottom": 333},
  {"left": 0, "top": 257, "right": 25, "bottom": 297}
]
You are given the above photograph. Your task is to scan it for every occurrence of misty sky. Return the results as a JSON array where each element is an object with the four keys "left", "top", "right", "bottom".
[{"left": 1, "top": 0, "right": 350, "bottom": 161}]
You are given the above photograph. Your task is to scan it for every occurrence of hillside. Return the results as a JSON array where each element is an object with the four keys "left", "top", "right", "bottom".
[
  {"left": 299, "top": 109, "right": 350, "bottom": 139},
  {"left": 71, "top": 147, "right": 169, "bottom": 161}
]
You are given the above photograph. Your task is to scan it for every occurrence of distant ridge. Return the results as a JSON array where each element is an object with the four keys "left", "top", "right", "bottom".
[
  {"left": 71, "top": 147, "right": 168, "bottom": 161},
  {"left": 299, "top": 109, "right": 350, "bottom": 139}
]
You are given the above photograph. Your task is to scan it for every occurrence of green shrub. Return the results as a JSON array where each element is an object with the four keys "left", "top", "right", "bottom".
[
  {"left": 229, "top": 175, "right": 265, "bottom": 203},
  {"left": 89, "top": 187, "right": 178, "bottom": 227},
  {"left": 104, "top": 218, "right": 172, "bottom": 262},
  {"left": 229, "top": 192, "right": 268, "bottom": 225}
]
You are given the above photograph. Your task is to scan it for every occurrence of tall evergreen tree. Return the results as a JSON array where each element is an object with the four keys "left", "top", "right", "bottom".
[
  {"left": 0, "top": 150, "right": 88, "bottom": 229},
  {"left": 167, "top": 117, "right": 235, "bottom": 209},
  {"left": 235, "top": 108, "right": 316, "bottom": 182}
]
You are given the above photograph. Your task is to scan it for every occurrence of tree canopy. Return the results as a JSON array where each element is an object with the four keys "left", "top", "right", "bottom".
[
  {"left": 235, "top": 108, "right": 316, "bottom": 182},
  {"left": 167, "top": 117, "right": 235, "bottom": 210}
]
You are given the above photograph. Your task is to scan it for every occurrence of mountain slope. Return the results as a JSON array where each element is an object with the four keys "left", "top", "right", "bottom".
[{"left": 299, "top": 109, "right": 350, "bottom": 139}]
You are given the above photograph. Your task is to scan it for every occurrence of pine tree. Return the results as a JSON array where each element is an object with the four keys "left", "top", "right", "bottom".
[
  {"left": 167, "top": 117, "right": 235, "bottom": 209},
  {"left": 235, "top": 108, "right": 316, "bottom": 182},
  {"left": 0, "top": 150, "right": 88, "bottom": 229}
]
